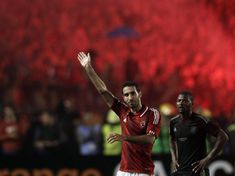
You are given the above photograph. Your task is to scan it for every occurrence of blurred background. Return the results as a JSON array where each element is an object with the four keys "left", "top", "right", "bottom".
[{"left": 0, "top": 0, "right": 235, "bottom": 175}]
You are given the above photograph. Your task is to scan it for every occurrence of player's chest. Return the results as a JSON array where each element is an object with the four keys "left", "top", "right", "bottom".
[
  {"left": 122, "top": 114, "right": 148, "bottom": 130},
  {"left": 173, "top": 121, "right": 204, "bottom": 139}
]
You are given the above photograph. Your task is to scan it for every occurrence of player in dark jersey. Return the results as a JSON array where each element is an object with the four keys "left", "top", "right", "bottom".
[
  {"left": 169, "top": 91, "right": 228, "bottom": 176},
  {"left": 77, "top": 52, "right": 161, "bottom": 176}
]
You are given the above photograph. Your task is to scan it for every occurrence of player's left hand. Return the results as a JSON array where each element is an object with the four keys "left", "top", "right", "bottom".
[
  {"left": 191, "top": 157, "right": 210, "bottom": 173},
  {"left": 107, "top": 133, "right": 125, "bottom": 144}
]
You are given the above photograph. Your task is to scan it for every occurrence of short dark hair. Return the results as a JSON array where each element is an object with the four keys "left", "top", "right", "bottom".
[
  {"left": 179, "top": 91, "right": 194, "bottom": 102},
  {"left": 122, "top": 81, "right": 140, "bottom": 93}
]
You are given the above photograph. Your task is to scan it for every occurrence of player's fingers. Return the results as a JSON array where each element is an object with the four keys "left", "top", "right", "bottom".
[
  {"left": 172, "top": 166, "right": 177, "bottom": 172},
  {"left": 108, "top": 138, "right": 117, "bottom": 144},
  {"left": 107, "top": 135, "right": 111, "bottom": 139},
  {"left": 78, "top": 52, "right": 85, "bottom": 60},
  {"left": 77, "top": 53, "right": 83, "bottom": 61},
  {"left": 79, "top": 52, "right": 85, "bottom": 57},
  {"left": 107, "top": 135, "right": 117, "bottom": 143},
  {"left": 109, "top": 139, "right": 117, "bottom": 144},
  {"left": 191, "top": 161, "right": 199, "bottom": 166},
  {"left": 78, "top": 52, "right": 83, "bottom": 57},
  {"left": 81, "top": 52, "right": 88, "bottom": 59},
  {"left": 194, "top": 166, "right": 201, "bottom": 173},
  {"left": 107, "top": 137, "right": 112, "bottom": 143},
  {"left": 192, "top": 164, "right": 201, "bottom": 173}
]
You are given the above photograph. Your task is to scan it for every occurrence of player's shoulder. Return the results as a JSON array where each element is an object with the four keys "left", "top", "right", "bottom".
[
  {"left": 148, "top": 107, "right": 161, "bottom": 117},
  {"left": 147, "top": 107, "right": 161, "bottom": 123},
  {"left": 192, "top": 112, "right": 209, "bottom": 124},
  {"left": 148, "top": 107, "right": 160, "bottom": 113},
  {"left": 113, "top": 97, "right": 128, "bottom": 109},
  {"left": 169, "top": 114, "right": 180, "bottom": 124}
]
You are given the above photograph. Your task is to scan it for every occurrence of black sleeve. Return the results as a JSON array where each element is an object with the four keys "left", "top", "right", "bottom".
[
  {"left": 205, "top": 121, "right": 220, "bottom": 137},
  {"left": 169, "top": 120, "right": 175, "bottom": 139}
]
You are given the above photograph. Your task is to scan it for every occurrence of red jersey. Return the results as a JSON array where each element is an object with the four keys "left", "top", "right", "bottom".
[{"left": 112, "top": 98, "right": 161, "bottom": 174}]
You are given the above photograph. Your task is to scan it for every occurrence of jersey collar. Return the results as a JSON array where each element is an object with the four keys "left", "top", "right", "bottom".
[{"left": 128, "top": 105, "right": 149, "bottom": 117}]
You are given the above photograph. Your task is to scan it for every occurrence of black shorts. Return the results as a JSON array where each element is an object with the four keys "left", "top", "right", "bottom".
[{"left": 171, "top": 169, "right": 209, "bottom": 176}]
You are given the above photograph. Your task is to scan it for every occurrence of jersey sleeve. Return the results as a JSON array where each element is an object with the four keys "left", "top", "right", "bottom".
[
  {"left": 146, "top": 108, "right": 161, "bottom": 137},
  {"left": 111, "top": 97, "right": 127, "bottom": 120},
  {"left": 205, "top": 120, "right": 220, "bottom": 137},
  {"left": 169, "top": 119, "right": 175, "bottom": 140}
]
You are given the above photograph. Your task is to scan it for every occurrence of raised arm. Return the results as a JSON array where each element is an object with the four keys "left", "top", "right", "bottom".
[{"left": 77, "top": 52, "right": 114, "bottom": 108}]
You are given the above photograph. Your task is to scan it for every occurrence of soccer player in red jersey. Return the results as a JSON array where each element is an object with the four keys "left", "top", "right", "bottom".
[{"left": 77, "top": 52, "right": 161, "bottom": 176}]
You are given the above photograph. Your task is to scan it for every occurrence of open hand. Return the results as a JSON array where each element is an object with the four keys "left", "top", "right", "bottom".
[
  {"left": 77, "top": 52, "right": 91, "bottom": 67},
  {"left": 171, "top": 157, "right": 179, "bottom": 172},
  {"left": 192, "top": 157, "right": 210, "bottom": 173},
  {"left": 107, "top": 133, "right": 125, "bottom": 144}
]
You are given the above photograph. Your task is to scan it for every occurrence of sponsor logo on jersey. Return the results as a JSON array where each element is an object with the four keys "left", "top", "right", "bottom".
[
  {"left": 140, "top": 121, "right": 146, "bottom": 128},
  {"left": 179, "top": 137, "right": 187, "bottom": 142},
  {"left": 148, "top": 130, "right": 155, "bottom": 135},
  {"left": 174, "top": 127, "right": 177, "bottom": 132}
]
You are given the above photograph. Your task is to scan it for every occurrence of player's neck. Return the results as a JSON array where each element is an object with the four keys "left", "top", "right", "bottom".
[
  {"left": 131, "top": 104, "right": 142, "bottom": 114},
  {"left": 180, "top": 110, "right": 192, "bottom": 119}
]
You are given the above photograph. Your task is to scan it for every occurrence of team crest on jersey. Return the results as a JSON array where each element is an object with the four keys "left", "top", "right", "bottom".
[
  {"left": 140, "top": 121, "right": 146, "bottom": 128},
  {"left": 148, "top": 130, "right": 155, "bottom": 135},
  {"left": 123, "top": 118, "right": 127, "bottom": 123}
]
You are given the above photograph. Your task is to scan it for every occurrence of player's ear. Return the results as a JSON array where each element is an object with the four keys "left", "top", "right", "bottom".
[{"left": 139, "top": 91, "right": 142, "bottom": 98}]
